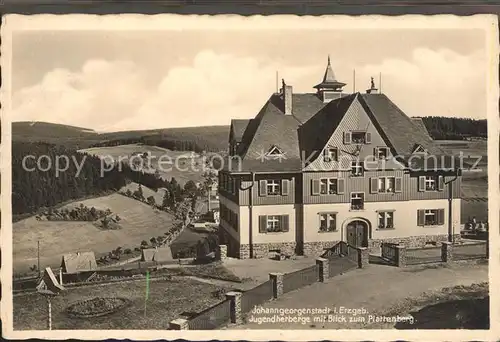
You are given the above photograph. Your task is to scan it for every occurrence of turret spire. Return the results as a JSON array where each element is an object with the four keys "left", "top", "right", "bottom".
[{"left": 314, "top": 56, "right": 347, "bottom": 103}]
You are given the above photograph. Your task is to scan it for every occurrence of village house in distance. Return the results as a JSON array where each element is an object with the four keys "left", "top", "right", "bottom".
[{"left": 218, "top": 56, "right": 462, "bottom": 258}]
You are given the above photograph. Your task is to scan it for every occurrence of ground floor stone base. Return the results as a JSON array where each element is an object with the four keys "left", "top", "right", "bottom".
[
  {"left": 303, "top": 241, "right": 341, "bottom": 257},
  {"left": 220, "top": 227, "right": 461, "bottom": 259}
]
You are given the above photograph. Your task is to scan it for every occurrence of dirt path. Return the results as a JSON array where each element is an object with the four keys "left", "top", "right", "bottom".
[{"left": 231, "top": 261, "right": 488, "bottom": 329}]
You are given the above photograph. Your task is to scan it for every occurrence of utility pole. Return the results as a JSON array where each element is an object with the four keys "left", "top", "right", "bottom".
[
  {"left": 37, "top": 240, "right": 41, "bottom": 277},
  {"left": 445, "top": 169, "right": 460, "bottom": 243}
]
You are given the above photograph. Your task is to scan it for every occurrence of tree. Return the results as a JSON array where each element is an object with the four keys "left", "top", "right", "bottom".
[
  {"left": 184, "top": 180, "right": 198, "bottom": 195},
  {"left": 140, "top": 240, "right": 148, "bottom": 249},
  {"left": 201, "top": 168, "right": 218, "bottom": 212},
  {"left": 161, "top": 189, "right": 173, "bottom": 210},
  {"left": 150, "top": 237, "right": 157, "bottom": 246},
  {"left": 174, "top": 198, "right": 193, "bottom": 227},
  {"left": 134, "top": 184, "right": 145, "bottom": 201},
  {"left": 147, "top": 195, "right": 156, "bottom": 207}
]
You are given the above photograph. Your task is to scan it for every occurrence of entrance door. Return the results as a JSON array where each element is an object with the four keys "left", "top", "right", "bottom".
[{"left": 346, "top": 220, "right": 369, "bottom": 247}]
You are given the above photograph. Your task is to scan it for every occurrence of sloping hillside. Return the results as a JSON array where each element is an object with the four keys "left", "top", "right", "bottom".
[
  {"left": 12, "top": 121, "right": 230, "bottom": 152},
  {"left": 13, "top": 193, "right": 174, "bottom": 273}
]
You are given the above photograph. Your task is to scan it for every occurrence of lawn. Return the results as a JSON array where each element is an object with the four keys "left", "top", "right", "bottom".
[
  {"left": 13, "top": 193, "right": 174, "bottom": 274},
  {"left": 13, "top": 278, "right": 232, "bottom": 330},
  {"left": 80, "top": 144, "right": 207, "bottom": 186}
]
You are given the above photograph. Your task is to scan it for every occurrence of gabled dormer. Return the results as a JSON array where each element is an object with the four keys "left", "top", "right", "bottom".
[
  {"left": 412, "top": 144, "right": 428, "bottom": 154},
  {"left": 266, "top": 145, "right": 285, "bottom": 159}
]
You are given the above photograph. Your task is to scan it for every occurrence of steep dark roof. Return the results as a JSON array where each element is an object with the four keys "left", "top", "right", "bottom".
[
  {"left": 291, "top": 94, "right": 327, "bottom": 123},
  {"left": 359, "top": 94, "right": 445, "bottom": 157},
  {"left": 230, "top": 119, "right": 250, "bottom": 142},
  {"left": 299, "top": 93, "right": 358, "bottom": 162},
  {"left": 411, "top": 117, "right": 433, "bottom": 140},
  {"left": 229, "top": 91, "right": 449, "bottom": 173}
]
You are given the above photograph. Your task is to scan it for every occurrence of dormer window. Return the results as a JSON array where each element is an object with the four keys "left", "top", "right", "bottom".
[
  {"left": 266, "top": 145, "right": 285, "bottom": 159},
  {"left": 344, "top": 131, "right": 371, "bottom": 145},
  {"left": 413, "top": 144, "right": 428, "bottom": 154},
  {"left": 323, "top": 147, "right": 338, "bottom": 162}
]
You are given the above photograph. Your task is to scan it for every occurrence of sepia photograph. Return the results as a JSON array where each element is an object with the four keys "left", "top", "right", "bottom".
[{"left": 1, "top": 13, "right": 498, "bottom": 340}]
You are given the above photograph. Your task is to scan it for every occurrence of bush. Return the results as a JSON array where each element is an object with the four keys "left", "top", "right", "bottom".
[{"left": 124, "top": 248, "right": 132, "bottom": 255}]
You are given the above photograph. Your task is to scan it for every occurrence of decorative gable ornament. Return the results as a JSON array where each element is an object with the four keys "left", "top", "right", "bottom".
[
  {"left": 412, "top": 144, "right": 428, "bottom": 154},
  {"left": 266, "top": 145, "right": 285, "bottom": 157}
]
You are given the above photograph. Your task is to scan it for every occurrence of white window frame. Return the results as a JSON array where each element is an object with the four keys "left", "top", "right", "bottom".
[
  {"left": 351, "top": 131, "right": 366, "bottom": 144},
  {"left": 266, "top": 179, "right": 281, "bottom": 196},
  {"left": 267, "top": 215, "right": 281, "bottom": 232},
  {"left": 378, "top": 211, "right": 394, "bottom": 229},
  {"left": 377, "top": 147, "right": 389, "bottom": 159},
  {"left": 320, "top": 178, "right": 328, "bottom": 195},
  {"left": 351, "top": 161, "right": 364, "bottom": 177},
  {"left": 350, "top": 192, "right": 364, "bottom": 210},
  {"left": 425, "top": 176, "right": 436, "bottom": 191},
  {"left": 324, "top": 147, "right": 338, "bottom": 162},
  {"left": 320, "top": 178, "right": 338, "bottom": 195},
  {"left": 424, "top": 209, "right": 438, "bottom": 226},
  {"left": 378, "top": 177, "right": 396, "bottom": 193},
  {"left": 319, "top": 212, "right": 337, "bottom": 232}
]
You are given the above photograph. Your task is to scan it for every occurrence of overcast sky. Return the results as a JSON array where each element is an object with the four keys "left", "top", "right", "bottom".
[{"left": 11, "top": 27, "right": 487, "bottom": 132}]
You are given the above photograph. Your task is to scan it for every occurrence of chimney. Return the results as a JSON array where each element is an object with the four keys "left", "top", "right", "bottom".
[{"left": 281, "top": 79, "right": 293, "bottom": 115}]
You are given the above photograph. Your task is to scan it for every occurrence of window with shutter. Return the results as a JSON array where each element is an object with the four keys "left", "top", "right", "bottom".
[
  {"left": 365, "top": 132, "right": 372, "bottom": 144},
  {"left": 259, "top": 215, "right": 267, "bottom": 233},
  {"left": 438, "top": 176, "right": 444, "bottom": 191},
  {"left": 437, "top": 209, "right": 445, "bottom": 225},
  {"left": 370, "top": 177, "right": 378, "bottom": 194},
  {"left": 417, "top": 209, "right": 425, "bottom": 226},
  {"left": 259, "top": 180, "right": 267, "bottom": 196},
  {"left": 281, "top": 215, "right": 290, "bottom": 232},
  {"left": 418, "top": 176, "right": 426, "bottom": 192},
  {"left": 394, "top": 177, "right": 402, "bottom": 193},
  {"left": 311, "top": 179, "right": 320, "bottom": 195},
  {"left": 337, "top": 179, "right": 345, "bottom": 194},
  {"left": 344, "top": 132, "right": 352, "bottom": 144},
  {"left": 281, "top": 179, "right": 289, "bottom": 196}
]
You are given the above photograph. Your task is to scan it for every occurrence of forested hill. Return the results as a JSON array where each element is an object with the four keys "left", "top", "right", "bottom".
[
  {"left": 12, "top": 122, "right": 230, "bottom": 152},
  {"left": 418, "top": 116, "right": 487, "bottom": 140},
  {"left": 12, "top": 142, "right": 185, "bottom": 216}
]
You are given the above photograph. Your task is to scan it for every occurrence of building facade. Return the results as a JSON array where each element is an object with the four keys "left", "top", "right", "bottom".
[{"left": 218, "top": 57, "right": 462, "bottom": 258}]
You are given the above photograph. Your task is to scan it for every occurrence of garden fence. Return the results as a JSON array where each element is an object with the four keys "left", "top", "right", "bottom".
[
  {"left": 241, "top": 280, "right": 274, "bottom": 314},
  {"left": 282, "top": 265, "right": 319, "bottom": 294},
  {"left": 405, "top": 246, "right": 442, "bottom": 265},
  {"left": 187, "top": 299, "right": 232, "bottom": 330},
  {"left": 453, "top": 242, "right": 488, "bottom": 260}
]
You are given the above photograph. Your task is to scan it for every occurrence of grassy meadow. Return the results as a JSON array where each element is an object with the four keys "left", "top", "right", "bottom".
[
  {"left": 13, "top": 193, "right": 174, "bottom": 274},
  {"left": 13, "top": 278, "right": 231, "bottom": 330},
  {"left": 80, "top": 144, "right": 208, "bottom": 186}
]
